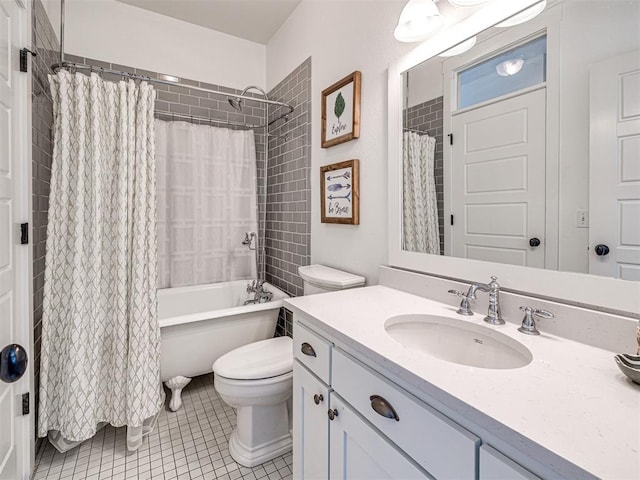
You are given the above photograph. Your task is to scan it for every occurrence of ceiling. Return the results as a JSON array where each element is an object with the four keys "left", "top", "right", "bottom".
[{"left": 114, "top": 0, "right": 302, "bottom": 44}]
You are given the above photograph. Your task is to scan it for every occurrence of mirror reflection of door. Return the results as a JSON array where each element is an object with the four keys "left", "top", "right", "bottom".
[
  {"left": 589, "top": 50, "right": 640, "bottom": 280},
  {"left": 450, "top": 88, "right": 546, "bottom": 267}
]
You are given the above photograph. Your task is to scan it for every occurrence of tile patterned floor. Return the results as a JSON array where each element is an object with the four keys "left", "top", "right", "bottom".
[{"left": 33, "top": 374, "right": 293, "bottom": 480}]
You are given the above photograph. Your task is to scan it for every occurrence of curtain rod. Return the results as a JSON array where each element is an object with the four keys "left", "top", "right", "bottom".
[
  {"left": 51, "top": 61, "right": 294, "bottom": 113},
  {"left": 155, "top": 111, "right": 289, "bottom": 140}
]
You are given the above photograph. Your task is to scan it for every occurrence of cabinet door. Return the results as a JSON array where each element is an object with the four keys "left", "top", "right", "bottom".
[
  {"left": 293, "top": 361, "right": 330, "bottom": 480},
  {"left": 479, "top": 445, "right": 540, "bottom": 480},
  {"left": 329, "top": 394, "right": 432, "bottom": 480}
]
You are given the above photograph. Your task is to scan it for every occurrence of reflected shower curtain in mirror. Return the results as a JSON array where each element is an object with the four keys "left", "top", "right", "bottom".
[
  {"left": 155, "top": 121, "right": 258, "bottom": 288},
  {"left": 39, "top": 71, "right": 163, "bottom": 452},
  {"left": 402, "top": 131, "right": 441, "bottom": 254}
]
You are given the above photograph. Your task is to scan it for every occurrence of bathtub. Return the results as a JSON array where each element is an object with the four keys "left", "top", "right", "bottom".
[{"left": 158, "top": 280, "right": 289, "bottom": 411}]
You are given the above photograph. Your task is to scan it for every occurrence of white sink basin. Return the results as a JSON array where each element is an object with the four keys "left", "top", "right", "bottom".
[{"left": 384, "top": 314, "right": 532, "bottom": 370}]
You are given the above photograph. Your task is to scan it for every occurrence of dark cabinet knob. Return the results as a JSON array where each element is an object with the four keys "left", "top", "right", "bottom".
[
  {"left": 313, "top": 394, "right": 324, "bottom": 405},
  {"left": 300, "top": 342, "right": 316, "bottom": 357},
  {"left": 529, "top": 238, "right": 541, "bottom": 247},
  {"left": 327, "top": 408, "right": 338, "bottom": 421},
  {"left": 595, "top": 244, "right": 610, "bottom": 256},
  {"left": 0, "top": 344, "right": 28, "bottom": 383}
]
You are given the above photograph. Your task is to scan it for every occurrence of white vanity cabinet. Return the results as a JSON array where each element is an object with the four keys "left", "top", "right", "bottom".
[{"left": 292, "top": 316, "right": 549, "bottom": 480}]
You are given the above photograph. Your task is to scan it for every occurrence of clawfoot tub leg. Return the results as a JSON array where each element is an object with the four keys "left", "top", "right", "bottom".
[{"left": 165, "top": 376, "right": 192, "bottom": 411}]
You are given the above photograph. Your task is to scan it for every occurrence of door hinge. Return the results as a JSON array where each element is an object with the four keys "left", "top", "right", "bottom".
[
  {"left": 22, "top": 393, "right": 29, "bottom": 415},
  {"left": 20, "top": 48, "right": 37, "bottom": 73},
  {"left": 20, "top": 223, "right": 28, "bottom": 244},
  {"left": 451, "top": 214, "right": 454, "bottom": 226},
  {"left": 448, "top": 133, "right": 453, "bottom": 145}
]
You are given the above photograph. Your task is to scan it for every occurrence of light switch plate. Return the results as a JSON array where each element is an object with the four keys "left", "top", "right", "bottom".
[{"left": 576, "top": 210, "right": 589, "bottom": 228}]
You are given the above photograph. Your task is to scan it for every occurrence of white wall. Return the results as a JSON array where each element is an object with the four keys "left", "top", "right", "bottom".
[
  {"left": 266, "top": 0, "right": 478, "bottom": 284},
  {"left": 60, "top": 0, "right": 265, "bottom": 89}
]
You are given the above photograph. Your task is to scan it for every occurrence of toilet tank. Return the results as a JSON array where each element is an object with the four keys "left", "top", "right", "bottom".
[{"left": 298, "top": 265, "right": 365, "bottom": 295}]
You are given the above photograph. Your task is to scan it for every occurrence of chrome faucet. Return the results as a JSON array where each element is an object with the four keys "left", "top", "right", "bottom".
[{"left": 449, "top": 276, "right": 504, "bottom": 325}]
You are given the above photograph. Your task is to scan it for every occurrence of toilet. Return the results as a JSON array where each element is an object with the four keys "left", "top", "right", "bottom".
[
  {"left": 213, "top": 265, "right": 364, "bottom": 467},
  {"left": 299, "top": 264, "right": 365, "bottom": 294},
  {"left": 213, "top": 336, "right": 293, "bottom": 467}
]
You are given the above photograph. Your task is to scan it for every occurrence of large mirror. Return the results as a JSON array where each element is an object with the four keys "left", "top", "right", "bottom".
[{"left": 388, "top": 0, "right": 640, "bottom": 312}]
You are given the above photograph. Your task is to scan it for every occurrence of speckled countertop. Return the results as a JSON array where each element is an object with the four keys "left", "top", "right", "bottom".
[{"left": 285, "top": 285, "right": 640, "bottom": 480}]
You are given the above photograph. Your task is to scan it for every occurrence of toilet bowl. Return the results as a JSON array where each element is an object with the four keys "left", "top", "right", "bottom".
[{"left": 213, "top": 336, "right": 293, "bottom": 467}]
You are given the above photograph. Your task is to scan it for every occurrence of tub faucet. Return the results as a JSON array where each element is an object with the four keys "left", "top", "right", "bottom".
[
  {"left": 244, "top": 279, "right": 273, "bottom": 305},
  {"left": 448, "top": 276, "right": 504, "bottom": 325}
]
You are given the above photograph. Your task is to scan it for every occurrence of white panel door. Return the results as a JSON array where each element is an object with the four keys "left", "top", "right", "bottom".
[
  {"left": 0, "top": 0, "right": 31, "bottom": 479},
  {"left": 328, "top": 394, "right": 431, "bottom": 480},
  {"left": 292, "top": 361, "right": 329, "bottom": 480},
  {"left": 589, "top": 51, "right": 640, "bottom": 280},
  {"left": 450, "top": 88, "right": 546, "bottom": 267}
]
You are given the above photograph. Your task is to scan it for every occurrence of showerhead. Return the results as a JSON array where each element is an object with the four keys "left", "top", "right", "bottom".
[
  {"left": 228, "top": 97, "right": 243, "bottom": 111},
  {"left": 227, "top": 85, "right": 269, "bottom": 112}
]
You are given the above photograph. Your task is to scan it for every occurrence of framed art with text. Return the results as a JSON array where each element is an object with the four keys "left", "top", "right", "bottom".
[
  {"left": 321, "top": 71, "right": 361, "bottom": 148},
  {"left": 320, "top": 159, "right": 360, "bottom": 224}
]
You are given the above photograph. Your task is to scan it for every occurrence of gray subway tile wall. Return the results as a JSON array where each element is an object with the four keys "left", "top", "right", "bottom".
[
  {"left": 404, "top": 97, "right": 445, "bottom": 254},
  {"left": 32, "top": 0, "right": 59, "bottom": 452},
  {"left": 266, "top": 58, "right": 312, "bottom": 338}
]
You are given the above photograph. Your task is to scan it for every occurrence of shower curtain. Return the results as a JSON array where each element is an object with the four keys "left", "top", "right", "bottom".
[
  {"left": 402, "top": 131, "right": 441, "bottom": 254},
  {"left": 155, "top": 121, "right": 258, "bottom": 288},
  {"left": 38, "top": 71, "right": 163, "bottom": 452}
]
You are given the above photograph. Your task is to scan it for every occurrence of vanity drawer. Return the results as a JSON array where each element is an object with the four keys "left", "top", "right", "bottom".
[
  {"left": 332, "top": 348, "right": 479, "bottom": 480},
  {"left": 293, "top": 321, "right": 332, "bottom": 384}
]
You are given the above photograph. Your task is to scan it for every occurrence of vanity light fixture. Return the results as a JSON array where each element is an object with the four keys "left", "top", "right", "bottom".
[
  {"left": 495, "top": 58, "right": 525, "bottom": 76},
  {"left": 447, "top": 0, "right": 489, "bottom": 6},
  {"left": 438, "top": 36, "right": 477, "bottom": 57},
  {"left": 394, "top": 0, "right": 444, "bottom": 43},
  {"left": 496, "top": 1, "right": 547, "bottom": 28}
]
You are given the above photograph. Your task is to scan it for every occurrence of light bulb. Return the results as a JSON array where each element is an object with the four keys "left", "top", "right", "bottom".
[
  {"left": 394, "top": 0, "right": 444, "bottom": 43},
  {"left": 496, "top": 58, "right": 525, "bottom": 76}
]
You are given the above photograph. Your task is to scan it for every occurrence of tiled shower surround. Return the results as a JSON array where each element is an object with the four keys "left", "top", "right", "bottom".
[
  {"left": 266, "top": 59, "right": 312, "bottom": 337},
  {"left": 32, "top": 0, "right": 59, "bottom": 448},
  {"left": 404, "top": 97, "right": 445, "bottom": 255}
]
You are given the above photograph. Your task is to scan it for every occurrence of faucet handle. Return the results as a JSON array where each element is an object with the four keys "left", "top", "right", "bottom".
[
  {"left": 448, "top": 289, "right": 468, "bottom": 298},
  {"left": 448, "top": 290, "right": 474, "bottom": 316},
  {"left": 518, "top": 306, "right": 554, "bottom": 335}
]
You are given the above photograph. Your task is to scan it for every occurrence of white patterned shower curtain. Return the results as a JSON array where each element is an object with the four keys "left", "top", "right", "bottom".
[
  {"left": 155, "top": 121, "right": 258, "bottom": 288},
  {"left": 402, "top": 131, "right": 441, "bottom": 254},
  {"left": 38, "top": 71, "right": 163, "bottom": 452}
]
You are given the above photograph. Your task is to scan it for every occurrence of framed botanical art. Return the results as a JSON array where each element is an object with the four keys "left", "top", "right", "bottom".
[
  {"left": 320, "top": 159, "right": 360, "bottom": 225},
  {"left": 321, "top": 71, "right": 361, "bottom": 148}
]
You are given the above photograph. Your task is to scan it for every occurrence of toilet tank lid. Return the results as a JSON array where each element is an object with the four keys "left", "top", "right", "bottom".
[
  {"left": 298, "top": 265, "right": 365, "bottom": 289},
  {"left": 213, "top": 336, "right": 292, "bottom": 380}
]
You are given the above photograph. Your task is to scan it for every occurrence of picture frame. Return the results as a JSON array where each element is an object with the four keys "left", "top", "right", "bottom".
[
  {"left": 321, "top": 71, "right": 361, "bottom": 148},
  {"left": 320, "top": 159, "right": 360, "bottom": 225}
]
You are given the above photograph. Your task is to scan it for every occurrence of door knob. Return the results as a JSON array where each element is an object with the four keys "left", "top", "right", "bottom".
[
  {"left": 0, "top": 344, "right": 28, "bottom": 383},
  {"left": 594, "top": 244, "right": 609, "bottom": 256},
  {"left": 529, "top": 237, "right": 541, "bottom": 247}
]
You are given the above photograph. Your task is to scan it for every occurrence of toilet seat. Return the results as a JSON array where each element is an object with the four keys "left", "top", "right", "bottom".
[{"left": 213, "top": 336, "right": 292, "bottom": 380}]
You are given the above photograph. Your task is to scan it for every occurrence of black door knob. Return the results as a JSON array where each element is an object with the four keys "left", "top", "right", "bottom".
[
  {"left": 0, "top": 344, "right": 28, "bottom": 383},
  {"left": 529, "top": 237, "right": 541, "bottom": 247},
  {"left": 594, "top": 244, "right": 610, "bottom": 256}
]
